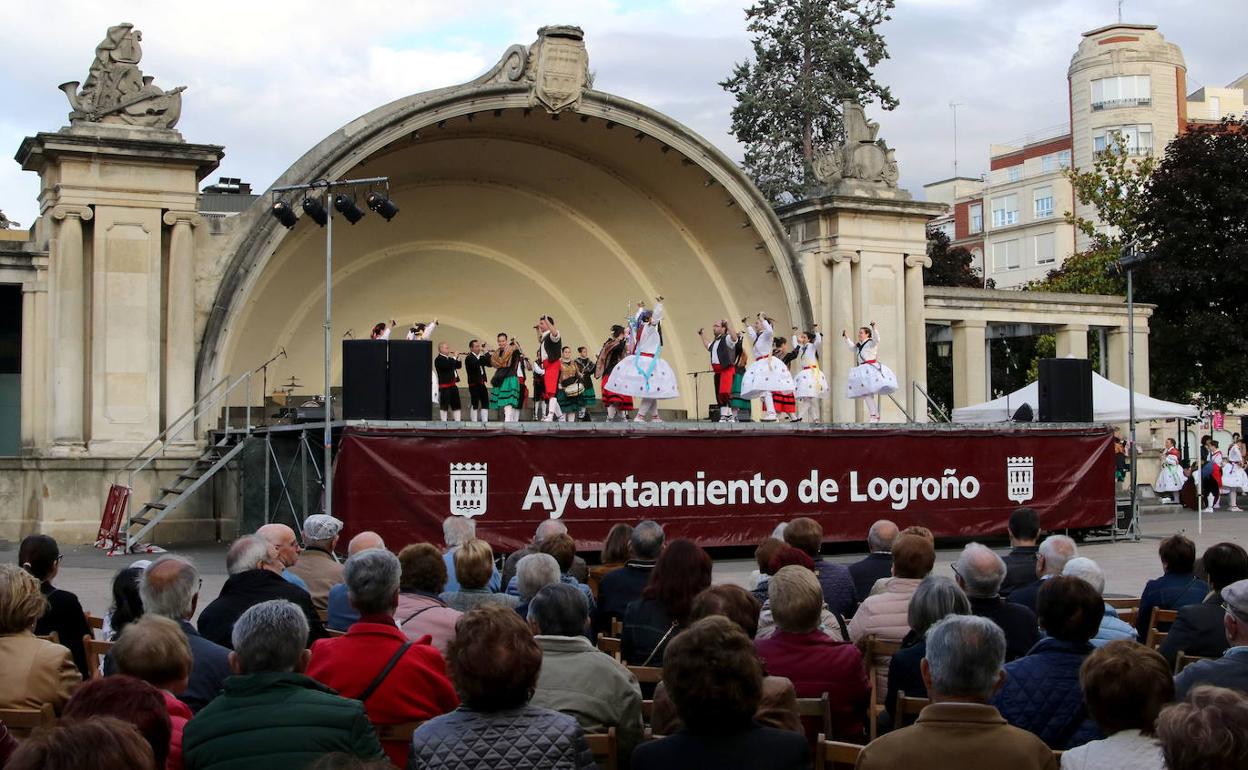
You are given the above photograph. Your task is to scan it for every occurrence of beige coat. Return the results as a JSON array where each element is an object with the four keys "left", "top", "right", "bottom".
[
  {"left": 288, "top": 547, "right": 343, "bottom": 620},
  {"left": 857, "top": 702, "right": 1057, "bottom": 770},
  {"left": 0, "top": 632, "right": 80, "bottom": 724},
  {"left": 848, "top": 576, "right": 922, "bottom": 693}
]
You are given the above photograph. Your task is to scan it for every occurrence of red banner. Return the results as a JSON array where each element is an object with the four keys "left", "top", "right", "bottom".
[{"left": 332, "top": 425, "right": 1115, "bottom": 551}]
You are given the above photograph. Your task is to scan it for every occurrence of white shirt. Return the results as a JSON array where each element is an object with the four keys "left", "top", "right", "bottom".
[
  {"left": 1059, "top": 729, "right": 1164, "bottom": 770},
  {"left": 707, "top": 332, "right": 738, "bottom": 367},
  {"left": 745, "top": 317, "right": 774, "bottom": 359},
  {"left": 791, "top": 332, "right": 822, "bottom": 366},
  {"left": 845, "top": 327, "right": 881, "bottom": 364},
  {"left": 632, "top": 303, "right": 664, "bottom": 356}
]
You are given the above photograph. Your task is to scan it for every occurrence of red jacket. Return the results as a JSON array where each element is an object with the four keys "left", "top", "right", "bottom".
[
  {"left": 307, "top": 616, "right": 459, "bottom": 766},
  {"left": 755, "top": 629, "right": 871, "bottom": 739},
  {"left": 162, "top": 689, "right": 192, "bottom": 770}
]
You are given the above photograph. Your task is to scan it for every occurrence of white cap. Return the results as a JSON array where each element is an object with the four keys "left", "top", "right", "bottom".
[{"left": 303, "top": 514, "right": 344, "bottom": 542}]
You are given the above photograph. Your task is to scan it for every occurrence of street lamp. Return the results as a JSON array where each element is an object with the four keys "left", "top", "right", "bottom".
[{"left": 1117, "top": 239, "right": 1155, "bottom": 540}]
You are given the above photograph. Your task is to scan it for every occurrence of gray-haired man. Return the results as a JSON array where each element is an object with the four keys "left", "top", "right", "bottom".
[
  {"left": 442, "top": 516, "right": 501, "bottom": 593},
  {"left": 594, "top": 520, "right": 664, "bottom": 635},
  {"left": 500, "top": 518, "right": 590, "bottom": 589},
  {"left": 1008, "top": 534, "right": 1077, "bottom": 614}
]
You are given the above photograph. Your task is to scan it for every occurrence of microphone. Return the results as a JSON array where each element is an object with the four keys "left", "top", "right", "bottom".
[
  {"left": 342, "top": 329, "right": 354, "bottom": 339},
  {"left": 279, "top": 346, "right": 288, "bottom": 359}
]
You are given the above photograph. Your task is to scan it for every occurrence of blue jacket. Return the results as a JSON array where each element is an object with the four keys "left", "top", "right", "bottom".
[
  {"left": 1136, "top": 572, "right": 1209, "bottom": 640},
  {"left": 408, "top": 704, "right": 595, "bottom": 770},
  {"left": 326, "top": 584, "right": 358, "bottom": 631},
  {"left": 1092, "top": 604, "right": 1139, "bottom": 647},
  {"left": 992, "top": 637, "right": 1102, "bottom": 749},
  {"left": 1175, "top": 647, "right": 1248, "bottom": 700}
]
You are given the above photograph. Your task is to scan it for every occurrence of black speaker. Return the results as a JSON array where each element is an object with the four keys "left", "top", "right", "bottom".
[
  {"left": 1011, "top": 403, "right": 1034, "bottom": 422},
  {"left": 388, "top": 340, "right": 433, "bottom": 421},
  {"left": 342, "top": 340, "right": 389, "bottom": 420},
  {"left": 1037, "top": 358, "right": 1093, "bottom": 422}
]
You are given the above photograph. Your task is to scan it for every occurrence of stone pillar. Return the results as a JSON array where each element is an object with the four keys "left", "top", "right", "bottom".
[
  {"left": 21, "top": 274, "right": 49, "bottom": 450},
  {"left": 163, "top": 211, "right": 202, "bottom": 439},
  {"left": 951, "top": 320, "right": 988, "bottom": 408},
  {"left": 1055, "top": 323, "right": 1089, "bottom": 359},
  {"left": 49, "top": 204, "right": 92, "bottom": 450},
  {"left": 1107, "top": 324, "right": 1150, "bottom": 397},
  {"left": 826, "top": 252, "right": 857, "bottom": 422},
  {"left": 904, "top": 254, "right": 930, "bottom": 421}
]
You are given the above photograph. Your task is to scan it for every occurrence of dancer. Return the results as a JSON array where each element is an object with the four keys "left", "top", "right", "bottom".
[
  {"left": 530, "top": 354, "right": 545, "bottom": 421},
  {"left": 698, "top": 320, "right": 739, "bottom": 422},
  {"left": 842, "top": 321, "right": 897, "bottom": 423},
  {"left": 575, "top": 346, "right": 597, "bottom": 420},
  {"left": 729, "top": 335, "right": 752, "bottom": 421},
  {"left": 605, "top": 297, "right": 679, "bottom": 422},
  {"left": 790, "top": 325, "right": 828, "bottom": 423},
  {"left": 771, "top": 336, "right": 797, "bottom": 421},
  {"left": 555, "top": 347, "right": 586, "bottom": 422},
  {"left": 1223, "top": 439, "right": 1247, "bottom": 511},
  {"left": 739, "top": 313, "right": 796, "bottom": 422},
  {"left": 596, "top": 325, "right": 633, "bottom": 421},
  {"left": 488, "top": 333, "right": 523, "bottom": 422},
  {"left": 1154, "top": 437, "right": 1184, "bottom": 504},
  {"left": 1208, "top": 440, "right": 1226, "bottom": 509},
  {"left": 433, "top": 343, "right": 464, "bottom": 421},
  {"left": 403, "top": 318, "right": 440, "bottom": 408},
  {"left": 463, "top": 339, "right": 491, "bottom": 422},
  {"left": 536, "top": 317, "right": 565, "bottom": 422},
  {"left": 370, "top": 320, "right": 396, "bottom": 340}
]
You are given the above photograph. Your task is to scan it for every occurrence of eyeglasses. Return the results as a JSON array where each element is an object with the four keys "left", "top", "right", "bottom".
[{"left": 1222, "top": 602, "right": 1248, "bottom": 623}]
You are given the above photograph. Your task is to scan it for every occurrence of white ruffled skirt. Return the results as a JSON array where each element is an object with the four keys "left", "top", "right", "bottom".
[
  {"left": 847, "top": 362, "right": 898, "bottom": 398},
  {"left": 1154, "top": 463, "right": 1185, "bottom": 492},
  {"left": 605, "top": 356, "right": 680, "bottom": 399},
  {"left": 1222, "top": 463, "right": 1248, "bottom": 491},
  {"left": 739, "top": 357, "right": 797, "bottom": 399},
  {"left": 794, "top": 367, "right": 829, "bottom": 398}
]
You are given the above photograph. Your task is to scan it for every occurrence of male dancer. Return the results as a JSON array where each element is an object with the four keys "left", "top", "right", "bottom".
[
  {"left": 488, "top": 333, "right": 523, "bottom": 422},
  {"left": 699, "top": 320, "right": 739, "bottom": 422},
  {"left": 463, "top": 339, "right": 491, "bottom": 422},
  {"left": 575, "top": 346, "right": 596, "bottom": 421},
  {"left": 433, "top": 342, "right": 464, "bottom": 421},
  {"left": 537, "top": 315, "right": 564, "bottom": 422}
]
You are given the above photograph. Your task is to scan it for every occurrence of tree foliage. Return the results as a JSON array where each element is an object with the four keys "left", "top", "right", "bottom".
[
  {"left": 924, "top": 228, "right": 983, "bottom": 288},
  {"left": 1025, "top": 246, "right": 1125, "bottom": 295},
  {"left": 721, "top": 0, "right": 898, "bottom": 203},
  {"left": 1063, "top": 133, "right": 1157, "bottom": 252}
]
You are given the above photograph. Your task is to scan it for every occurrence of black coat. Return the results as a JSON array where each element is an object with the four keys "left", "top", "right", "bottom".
[
  {"left": 1159, "top": 595, "right": 1229, "bottom": 668},
  {"left": 197, "top": 569, "right": 327, "bottom": 649},
  {"left": 630, "top": 724, "right": 809, "bottom": 770},
  {"left": 35, "top": 582, "right": 92, "bottom": 679},
  {"left": 593, "top": 561, "right": 655, "bottom": 636},
  {"left": 622, "top": 597, "right": 675, "bottom": 667},
  {"left": 1008, "top": 576, "right": 1048, "bottom": 615},
  {"left": 848, "top": 553, "right": 893, "bottom": 602},
  {"left": 1000, "top": 546, "right": 1039, "bottom": 597},
  {"left": 970, "top": 595, "right": 1041, "bottom": 662},
  {"left": 884, "top": 636, "right": 927, "bottom": 727}
]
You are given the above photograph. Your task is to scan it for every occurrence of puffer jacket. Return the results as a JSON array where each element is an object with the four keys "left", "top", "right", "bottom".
[
  {"left": 848, "top": 577, "right": 921, "bottom": 694},
  {"left": 992, "top": 637, "right": 1102, "bottom": 750},
  {"left": 1092, "top": 604, "right": 1138, "bottom": 647},
  {"left": 408, "top": 704, "right": 596, "bottom": 770}
]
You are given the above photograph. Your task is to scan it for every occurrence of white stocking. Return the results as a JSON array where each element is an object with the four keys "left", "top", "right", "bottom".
[
  {"left": 439, "top": 409, "right": 448, "bottom": 421},
  {"left": 503, "top": 405, "right": 516, "bottom": 422},
  {"left": 451, "top": 409, "right": 461, "bottom": 421},
  {"left": 762, "top": 393, "right": 776, "bottom": 416},
  {"left": 607, "top": 405, "right": 618, "bottom": 420},
  {"left": 548, "top": 397, "right": 563, "bottom": 418},
  {"left": 866, "top": 397, "right": 880, "bottom": 420}
]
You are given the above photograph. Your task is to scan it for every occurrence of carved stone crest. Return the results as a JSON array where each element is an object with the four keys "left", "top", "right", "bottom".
[
  {"left": 59, "top": 23, "right": 185, "bottom": 129},
  {"left": 811, "top": 100, "right": 903, "bottom": 193},
  {"left": 527, "top": 26, "right": 590, "bottom": 113}
]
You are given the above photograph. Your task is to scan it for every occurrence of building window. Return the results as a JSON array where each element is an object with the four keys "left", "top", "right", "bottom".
[
  {"left": 1007, "top": 166, "right": 1021, "bottom": 182},
  {"left": 933, "top": 221, "right": 954, "bottom": 239},
  {"left": 991, "top": 194, "right": 1018, "bottom": 228},
  {"left": 969, "top": 203, "right": 983, "bottom": 234},
  {"left": 993, "top": 239, "right": 1021, "bottom": 272},
  {"left": 1091, "top": 75, "right": 1151, "bottom": 110},
  {"left": 1209, "top": 95, "right": 1221, "bottom": 119},
  {"left": 1058, "top": 149, "right": 1071, "bottom": 168},
  {"left": 1033, "top": 187, "right": 1054, "bottom": 219},
  {"left": 1094, "top": 124, "right": 1153, "bottom": 156},
  {"left": 1034, "top": 232, "right": 1056, "bottom": 265},
  {"left": 1041, "top": 150, "right": 1072, "bottom": 173}
]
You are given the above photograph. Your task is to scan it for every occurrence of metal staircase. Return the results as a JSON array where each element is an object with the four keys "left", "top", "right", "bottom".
[{"left": 125, "top": 432, "right": 248, "bottom": 547}]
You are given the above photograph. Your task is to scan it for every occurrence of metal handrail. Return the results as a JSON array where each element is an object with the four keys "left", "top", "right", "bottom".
[{"left": 912, "top": 381, "right": 951, "bottom": 423}]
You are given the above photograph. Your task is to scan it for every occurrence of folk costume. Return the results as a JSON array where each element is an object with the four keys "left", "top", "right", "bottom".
[
  {"left": 555, "top": 358, "right": 587, "bottom": 421},
  {"left": 537, "top": 326, "right": 564, "bottom": 422},
  {"left": 739, "top": 316, "right": 795, "bottom": 422},
  {"left": 1154, "top": 444, "right": 1184, "bottom": 502},
  {"left": 575, "top": 352, "right": 597, "bottom": 419},
  {"left": 771, "top": 338, "right": 797, "bottom": 420},
  {"left": 464, "top": 350, "right": 491, "bottom": 422},
  {"left": 791, "top": 332, "right": 828, "bottom": 423},
  {"left": 706, "top": 328, "right": 740, "bottom": 422},
  {"left": 434, "top": 353, "right": 463, "bottom": 421},
  {"left": 730, "top": 337, "right": 751, "bottom": 417},
  {"left": 406, "top": 320, "right": 440, "bottom": 406},
  {"left": 596, "top": 331, "right": 633, "bottom": 421},
  {"left": 844, "top": 323, "right": 897, "bottom": 423},
  {"left": 605, "top": 302, "right": 679, "bottom": 422},
  {"left": 370, "top": 322, "right": 393, "bottom": 341},
  {"left": 530, "top": 357, "right": 545, "bottom": 420},
  {"left": 488, "top": 341, "right": 523, "bottom": 422},
  {"left": 1223, "top": 443, "right": 1247, "bottom": 511}
]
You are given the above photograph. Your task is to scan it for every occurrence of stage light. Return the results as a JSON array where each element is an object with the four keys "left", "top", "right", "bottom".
[
  {"left": 366, "top": 192, "right": 399, "bottom": 222},
  {"left": 334, "top": 194, "right": 366, "bottom": 224},
  {"left": 301, "top": 196, "right": 328, "bottom": 227},
  {"left": 271, "top": 200, "right": 298, "bottom": 228}
]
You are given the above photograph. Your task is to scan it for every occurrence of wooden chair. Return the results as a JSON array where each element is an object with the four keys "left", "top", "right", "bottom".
[
  {"left": 627, "top": 665, "right": 663, "bottom": 685},
  {"left": 864, "top": 635, "right": 903, "bottom": 740},
  {"left": 85, "top": 613, "right": 104, "bottom": 636},
  {"left": 375, "top": 721, "right": 424, "bottom": 743},
  {"left": 1175, "top": 650, "right": 1214, "bottom": 674},
  {"left": 325, "top": 628, "right": 347, "bottom": 638},
  {"left": 83, "top": 635, "right": 114, "bottom": 680},
  {"left": 585, "top": 726, "right": 618, "bottom": 770},
  {"left": 35, "top": 631, "right": 59, "bottom": 644},
  {"left": 611, "top": 617, "right": 624, "bottom": 637},
  {"left": 1105, "top": 597, "right": 1141, "bottom": 628},
  {"left": 597, "top": 633, "right": 622, "bottom": 662},
  {"left": 1145, "top": 608, "right": 1178, "bottom": 649},
  {"left": 894, "top": 690, "right": 929, "bottom": 728},
  {"left": 814, "top": 735, "right": 862, "bottom": 770},
  {"left": 641, "top": 699, "right": 653, "bottom": 724},
  {"left": 796, "top": 693, "right": 833, "bottom": 738},
  {"left": 0, "top": 704, "right": 55, "bottom": 733}
]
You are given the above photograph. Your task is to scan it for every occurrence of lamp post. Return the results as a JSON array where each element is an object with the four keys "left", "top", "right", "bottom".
[{"left": 1118, "top": 239, "right": 1153, "bottom": 540}]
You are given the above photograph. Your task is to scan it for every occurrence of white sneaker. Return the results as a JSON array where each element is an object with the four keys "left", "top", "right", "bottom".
[
  {"left": 761, "top": 413, "right": 778, "bottom": 422},
  {"left": 542, "top": 414, "right": 555, "bottom": 422},
  {"left": 869, "top": 415, "right": 881, "bottom": 423},
  {"left": 633, "top": 416, "right": 646, "bottom": 423},
  {"left": 1232, "top": 506, "right": 1244, "bottom": 512}
]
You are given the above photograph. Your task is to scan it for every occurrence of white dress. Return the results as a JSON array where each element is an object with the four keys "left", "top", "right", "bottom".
[
  {"left": 408, "top": 320, "right": 439, "bottom": 403},
  {"left": 845, "top": 328, "right": 898, "bottom": 398},
  {"left": 739, "top": 318, "right": 796, "bottom": 399},
  {"left": 791, "top": 333, "right": 829, "bottom": 398},
  {"left": 1154, "top": 448, "right": 1185, "bottom": 492},
  {"left": 605, "top": 303, "right": 680, "bottom": 399},
  {"left": 1223, "top": 444, "right": 1248, "bottom": 490}
]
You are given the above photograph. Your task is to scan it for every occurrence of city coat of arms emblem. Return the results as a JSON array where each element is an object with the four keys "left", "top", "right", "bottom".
[
  {"left": 450, "top": 462, "right": 488, "bottom": 518},
  {"left": 1006, "top": 456, "right": 1035, "bottom": 505},
  {"left": 531, "top": 30, "right": 588, "bottom": 113}
]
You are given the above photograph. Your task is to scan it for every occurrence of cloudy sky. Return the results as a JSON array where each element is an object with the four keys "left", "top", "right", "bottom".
[{"left": 1, "top": 0, "right": 1243, "bottom": 225}]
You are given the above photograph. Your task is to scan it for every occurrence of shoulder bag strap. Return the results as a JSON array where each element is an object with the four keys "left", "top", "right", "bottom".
[
  {"left": 641, "top": 622, "right": 677, "bottom": 667},
  {"left": 399, "top": 604, "right": 443, "bottom": 627},
  {"left": 357, "top": 641, "right": 413, "bottom": 703}
]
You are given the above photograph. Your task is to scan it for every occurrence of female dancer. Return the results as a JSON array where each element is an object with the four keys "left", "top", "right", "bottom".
[
  {"left": 405, "top": 318, "right": 440, "bottom": 408},
  {"left": 605, "top": 297, "right": 679, "bottom": 422},
  {"left": 842, "top": 321, "right": 897, "bottom": 423},
  {"left": 596, "top": 325, "right": 634, "bottom": 421},
  {"left": 555, "top": 347, "right": 587, "bottom": 422},
  {"left": 1223, "top": 439, "right": 1247, "bottom": 511},
  {"left": 488, "top": 332, "right": 523, "bottom": 422},
  {"left": 1154, "top": 437, "right": 1184, "bottom": 504},
  {"left": 771, "top": 336, "right": 797, "bottom": 421},
  {"left": 739, "top": 313, "right": 795, "bottom": 422},
  {"left": 790, "top": 325, "right": 828, "bottom": 423},
  {"left": 575, "top": 346, "right": 597, "bottom": 420},
  {"left": 370, "top": 320, "right": 396, "bottom": 340}
]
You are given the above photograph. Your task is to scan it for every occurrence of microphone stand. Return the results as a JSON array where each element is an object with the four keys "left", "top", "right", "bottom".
[
  {"left": 253, "top": 347, "right": 287, "bottom": 427},
  {"left": 686, "top": 369, "right": 715, "bottom": 423}
]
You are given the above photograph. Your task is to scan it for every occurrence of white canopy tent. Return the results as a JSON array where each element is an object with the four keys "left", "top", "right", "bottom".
[{"left": 952, "top": 372, "right": 1198, "bottom": 423}]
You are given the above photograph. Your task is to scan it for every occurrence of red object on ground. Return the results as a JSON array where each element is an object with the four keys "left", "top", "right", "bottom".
[{"left": 96, "top": 483, "right": 131, "bottom": 553}]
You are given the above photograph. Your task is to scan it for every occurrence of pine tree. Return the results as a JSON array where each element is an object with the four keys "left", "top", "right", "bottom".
[{"left": 721, "top": 0, "right": 898, "bottom": 203}]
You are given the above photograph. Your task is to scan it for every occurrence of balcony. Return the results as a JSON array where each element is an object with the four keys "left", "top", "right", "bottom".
[{"left": 1091, "top": 96, "right": 1152, "bottom": 111}]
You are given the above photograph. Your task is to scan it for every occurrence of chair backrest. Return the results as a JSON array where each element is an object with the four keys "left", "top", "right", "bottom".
[
  {"left": 1145, "top": 607, "right": 1179, "bottom": 649},
  {"left": 627, "top": 665, "right": 663, "bottom": 685},
  {"left": 0, "top": 704, "right": 55, "bottom": 731},
  {"left": 864, "top": 635, "right": 903, "bottom": 740},
  {"left": 1175, "top": 650, "right": 1214, "bottom": 674},
  {"left": 85, "top": 613, "right": 104, "bottom": 633},
  {"left": 585, "top": 727, "right": 618, "bottom": 770},
  {"left": 894, "top": 690, "right": 929, "bottom": 727},
  {"left": 83, "top": 635, "right": 114, "bottom": 680},
  {"left": 597, "top": 633, "right": 622, "bottom": 662},
  {"left": 611, "top": 617, "right": 624, "bottom": 637},
  {"left": 375, "top": 721, "right": 424, "bottom": 743},
  {"left": 814, "top": 735, "right": 862, "bottom": 770},
  {"left": 1104, "top": 597, "right": 1140, "bottom": 610},
  {"left": 1117, "top": 607, "right": 1139, "bottom": 628},
  {"left": 641, "top": 699, "right": 653, "bottom": 723},
  {"left": 795, "top": 693, "right": 833, "bottom": 738}
]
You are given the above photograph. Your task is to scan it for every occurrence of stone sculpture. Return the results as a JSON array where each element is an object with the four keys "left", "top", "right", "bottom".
[
  {"left": 813, "top": 100, "right": 900, "bottom": 190},
  {"left": 59, "top": 23, "right": 185, "bottom": 129}
]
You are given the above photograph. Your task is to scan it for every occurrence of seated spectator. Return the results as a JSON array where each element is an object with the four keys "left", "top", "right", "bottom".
[
  {"left": 0, "top": 722, "right": 14, "bottom": 767},
  {"left": 395, "top": 543, "right": 462, "bottom": 654},
  {"left": 588, "top": 522, "right": 633, "bottom": 596},
  {"left": 1175, "top": 578, "right": 1248, "bottom": 699},
  {"left": 994, "top": 575, "right": 1103, "bottom": 749},
  {"left": 1059, "top": 640, "right": 1170, "bottom": 770},
  {"left": 857, "top": 615, "right": 1055, "bottom": 770},
  {"left": 500, "top": 519, "right": 589, "bottom": 589},
  {"left": 1009, "top": 534, "right": 1078, "bottom": 614},
  {"left": 7, "top": 716, "right": 157, "bottom": 770},
  {"left": 306, "top": 756, "right": 392, "bottom": 770},
  {"left": 529, "top": 583, "right": 644, "bottom": 763},
  {"left": 1160, "top": 542, "right": 1248, "bottom": 668},
  {"left": 652, "top": 585, "right": 802, "bottom": 736},
  {"left": 287, "top": 514, "right": 346, "bottom": 621},
  {"left": 63, "top": 675, "right": 172, "bottom": 769},
  {"left": 308, "top": 549, "right": 458, "bottom": 767},
  {"left": 440, "top": 539, "right": 519, "bottom": 612},
  {"left": 256, "top": 522, "right": 309, "bottom": 590},
  {"left": 410, "top": 605, "right": 595, "bottom": 769},
  {"left": 783, "top": 517, "right": 856, "bottom": 617},
  {"left": 1000, "top": 507, "right": 1042, "bottom": 597},
  {"left": 1136, "top": 534, "right": 1210, "bottom": 641},
  {"left": 325, "top": 531, "right": 385, "bottom": 631},
  {"left": 1062, "top": 557, "right": 1137, "bottom": 647},
  {"left": 621, "top": 538, "right": 711, "bottom": 666},
  {"left": 0, "top": 563, "right": 79, "bottom": 720},
  {"left": 848, "top": 520, "right": 898, "bottom": 602},
  {"left": 183, "top": 600, "right": 385, "bottom": 769},
  {"left": 111, "top": 615, "right": 195, "bottom": 770},
  {"left": 106, "top": 564, "right": 146, "bottom": 641},
  {"left": 441, "top": 516, "right": 501, "bottom": 593},
  {"left": 952, "top": 543, "right": 1040, "bottom": 661},
  {"left": 1157, "top": 686, "right": 1248, "bottom": 770},
  {"left": 633, "top": 616, "right": 810, "bottom": 770},
  {"left": 594, "top": 520, "right": 664, "bottom": 635},
  {"left": 885, "top": 575, "right": 970, "bottom": 728},
  {"left": 757, "top": 547, "right": 849, "bottom": 641},
  {"left": 139, "top": 555, "right": 232, "bottom": 712},
  {"left": 748, "top": 536, "right": 787, "bottom": 605},
  {"left": 755, "top": 565, "right": 870, "bottom": 740},
  {"left": 197, "top": 535, "right": 326, "bottom": 649},
  {"left": 505, "top": 533, "right": 595, "bottom": 612},
  {"left": 515, "top": 553, "right": 561, "bottom": 619},
  {"left": 850, "top": 532, "right": 936, "bottom": 694},
  {"left": 18, "top": 534, "right": 91, "bottom": 678}
]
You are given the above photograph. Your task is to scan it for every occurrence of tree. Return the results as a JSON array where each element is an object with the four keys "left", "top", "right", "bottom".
[
  {"left": 721, "top": 0, "right": 898, "bottom": 203},
  {"left": 924, "top": 228, "right": 983, "bottom": 288},
  {"left": 1063, "top": 133, "right": 1157, "bottom": 253},
  {"left": 1025, "top": 246, "right": 1124, "bottom": 295}
]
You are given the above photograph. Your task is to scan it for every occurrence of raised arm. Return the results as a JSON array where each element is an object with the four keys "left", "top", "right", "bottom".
[
  {"left": 425, "top": 319, "right": 438, "bottom": 338},
  {"left": 813, "top": 331, "right": 823, "bottom": 353},
  {"left": 651, "top": 301, "right": 665, "bottom": 324}
]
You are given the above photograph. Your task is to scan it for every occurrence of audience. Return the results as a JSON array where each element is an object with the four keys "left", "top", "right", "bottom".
[
  {"left": 307, "top": 549, "right": 458, "bottom": 767},
  {"left": 18, "top": 534, "right": 92, "bottom": 678},
  {"left": 286, "top": 514, "right": 346, "bottom": 621},
  {"left": 183, "top": 599, "right": 385, "bottom": 769},
  {"left": 440, "top": 539, "right": 519, "bottom": 612},
  {"left": 856, "top": 615, "right": 1055, "bottom": 770},
  {"left": 755, "top": 565, "right": 870, "bottom": 739},
  {"left": 1000, "top": 507, "right": 1042, "bottom": 597},
  {"left": 106, "top": 564, "right": 146, "bottom": 640},
  {"left": 632, "top": 616, "right": 810, "bottom": 770},
  {"left": 1136, "top": 534, "right": 1210, "bottom": 641},
  {"left": 994, "top": 575, "right": 1103, "bottom": 749},
  {"left": 324, "top": 530, "right": 385, "bottom": 631},
  {"left": 589, "top": 522, "right": 633, "bottom": 594},
  {"left": 749, "top": 536, "right": 787, "bottom": 604},
  {"left": 0, "top": 722, "right": 13, "bottom": 767},
  {"left": 1062, "top": 557, "right": 1137, "bottom": 646},
  {"left": 111, "top": 615, "right": 195, "bottom": 770},
  {"left": 6, "top": 716, "right": 156, "bottom": 770},
  {"left": 0, "top": 563, "right": 80, "bottom": 720},
  {"left": 506, "top": 533, "right": 595, "bottom": 611},
  {"left": 1009, "top": 534, "right": 1078, "bottom": 614},
  {"left": 594, "top": 520, "right": 664, "bottom": 635},
  {"left": 63, "top": 675, "right": 173, "bottom": 769},
  {"left": 952, "top": 543, "right": 1040, "bottom": 661},
  {"left": 1174, "top": 578, "right": 1248, "bottom": 699},
  {"left": 410, "top": 604, "right": 596, "bottom": 769},
  {"left": 850, "top": 532, "right": 935, "bottom": 696},
  {"left": 139, "top": 555, "right": 232, "bottom": 712},
  {"left": 529, "top": 583, "right": 644, "bottom": 763},
  {"left": 441, "top": 516, "right": 501, "bottom": 593},
  {"left": 783, "top": 517, "right": 857, "bottom": 617},
  {"left": 885, "top": 574, "right": 970, "bottom": 727},
  {"left": 849, "top": 519, "right": 899, "bottom": 602},
  {"left": 395, "top": 543, "right": 462, "bottom": 653},
  {"left": 756, "top": 546, "right": 850, "bottom": 641},
  {"left": 500, "top": 519, "right": 589, "bottom": 588},
  {"left": 1160, "top": 541, "right": 1248, "bottom": 667},
  {"left": 1059, "top": 640, "right": 1171, "bottom": 770},
  {"left": 621, "top": 538, "right": 712, "bottom": 666},
  {"left": 255, "top": 522, "right": 310, "bottom": 590},
  {"left": 515, "top": 553, "right": 562, "bottom": 619},
  {"left": 197, "top": 535, "right": 326, "bottom": 649},
  {"left": 1156, "top": 686, "right": 1248, "bottom": 770}
]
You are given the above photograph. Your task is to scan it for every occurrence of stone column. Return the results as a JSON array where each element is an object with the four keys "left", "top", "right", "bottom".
[
  {"left": 826, "top": 251, "right": 857, "bottom": 422},
  {"left": 1055, "top": 323, "right": 1089, "bottom": 359},
  {"left": 163, "top": 211, "right": 202, "bottom": 440},
  {"left": 904, "top": 254, "right": 931, "bottom": 421},
  {"left": 1107, "top": 325, "right": 1150, "bottom": 397},
  {"left": 951, "top": 320, "right": 988, "bottom": 408},
  {"left": 21, "top": 277, "right": 48, "bottom": 450},
  {"left": 49, "top": 204, "right": 92, "bottom": 450}
]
